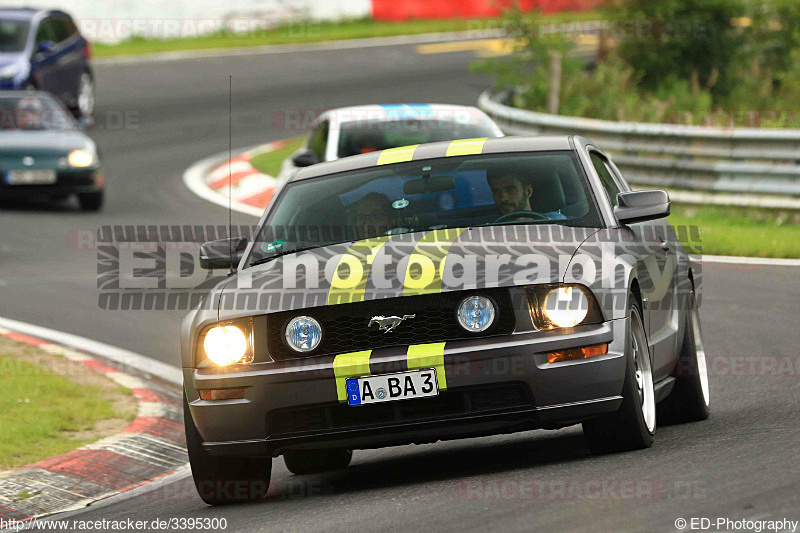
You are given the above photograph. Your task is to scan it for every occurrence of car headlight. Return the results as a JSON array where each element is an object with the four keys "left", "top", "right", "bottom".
[
  {"left": 200, "top": 322, "right": 254, "bottom": 367},
  {"left": 525, "top": 284, "right": 603, "bottom": 329},
  {"left": 68, "top": 150, "right": 94, "bottom": 167},
  {"left": 285, "top": 315, "right": 322, "bottom": 353},
  {"left": 0, "top": 64, "right": 19, "bottom": 80},
  {"left": 456, "top": 295, "right": 496, "bottom": 333}
]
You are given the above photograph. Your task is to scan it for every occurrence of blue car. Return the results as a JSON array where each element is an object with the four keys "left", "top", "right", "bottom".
[{"left": 0, "top": 8, "right": 94, "bottom": 119}]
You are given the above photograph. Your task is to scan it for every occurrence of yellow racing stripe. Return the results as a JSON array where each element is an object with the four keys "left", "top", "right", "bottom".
[
  {"left": 333, "top": 350, "right": 372, "bottom": 402},
  {"left": 377, "top": 144, "right": 419, "bottom": 165},
  {"left": 328, "top": 236, "right": 392, "bottom": 305},
  {"left": 407, "top": 342, "right": 447, "bottom": 390},
  {"left": 446, "top": 137, "right": 487, "bottom": 157},
  {"left": 403, "top": 228, "right": 466, "bottom": 297}
]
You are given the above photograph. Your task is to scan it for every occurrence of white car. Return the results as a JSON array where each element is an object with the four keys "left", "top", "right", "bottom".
[{"left": 276, "top": 104, "right": 504, "bottom": 184}]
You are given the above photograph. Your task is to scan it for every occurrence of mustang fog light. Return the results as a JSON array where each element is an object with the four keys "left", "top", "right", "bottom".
[
  {"left": 199, "top": 388, "right": 245, "bottom": 401},
  {"left": 456, "top": 295, "right": 496, "bottom": 333},
  {"left": 285, "top": 315, "right": 322, "bottom": 353},
  {"left": 203, "top": 325, "right": 249, "bottom": 366},
  {"left": 68, "top": 149, "right": 94, "bottom": 167},
  {"left": 547, "top": 343, "right": 608, "bottom": 364}
]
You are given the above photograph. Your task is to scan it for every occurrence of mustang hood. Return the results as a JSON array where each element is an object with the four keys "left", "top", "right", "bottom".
[{"left": 216, "top": 226, "right": 599, "bottom": 320}]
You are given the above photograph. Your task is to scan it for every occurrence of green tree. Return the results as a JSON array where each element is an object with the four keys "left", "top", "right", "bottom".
[
  {"left": 611, "top": 0, "right": 747, "bottom": 96},
  {"left": 471, "top": 7, "right": 580, "bottom": 112}
]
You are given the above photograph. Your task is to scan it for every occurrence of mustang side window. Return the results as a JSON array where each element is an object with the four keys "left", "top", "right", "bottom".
[{"left": 590, "top": 152, "right": 622, "bottom": 207}]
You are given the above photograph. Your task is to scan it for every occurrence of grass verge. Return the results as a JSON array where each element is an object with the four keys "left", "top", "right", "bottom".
[
  {"left": 669, "top": 204, "right": 800, "bottom": 258},
  {"left": 249, "top": 136, "right": 306, "bottom": 177},
  {"left": 0, "top": 336, "right": 136, "bottom": 470},
  {"left": 93, "top": 12, "right": 602, "bottom": 58}
]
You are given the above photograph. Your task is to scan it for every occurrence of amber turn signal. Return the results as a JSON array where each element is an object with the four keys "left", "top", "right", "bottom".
[
  {"left": 547, "top": 343, "right": 608, "bottom": 364},
  {"left": 199, "top": 388, "right": 245, "bottom": 401}
]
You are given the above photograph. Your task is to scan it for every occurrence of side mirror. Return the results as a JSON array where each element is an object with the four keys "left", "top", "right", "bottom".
[
  {"left": 36, "top": 40, "right": 55, "bottom": 54},
  {"left": 614, "top": 190, "right": 670, "bottom": 225},
  {"left": 291, "top": 150, "right": 319, "bottom": 168},
  {"left": 199, "top": 237, "right": 248, "bottom": 270}
]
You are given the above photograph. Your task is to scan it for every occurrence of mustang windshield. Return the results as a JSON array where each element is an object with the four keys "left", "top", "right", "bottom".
[{"left": 249, "top": 151, "right": 601, "bottom": 265}]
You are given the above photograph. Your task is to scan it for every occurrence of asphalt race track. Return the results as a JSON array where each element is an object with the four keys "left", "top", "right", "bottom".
[{"left": 1, "top": 39, "right": 799, "bottom": 532}]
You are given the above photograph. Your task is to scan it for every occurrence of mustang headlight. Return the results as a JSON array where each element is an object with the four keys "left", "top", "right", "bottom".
[
  {"left": 285, "top": 315, "right": 322, "bottom": 353},
  {"left": 68, "top": 150, "right": 94, "bottom": 167},
  {"left": 456, "top": 295, "right": 496, "bottom": 333},
  {"left": 526, "top": 284, "right": 603, "bottom": 329},
  {"left": 200, "top": 321, "right": 254, "bottom": 367}
]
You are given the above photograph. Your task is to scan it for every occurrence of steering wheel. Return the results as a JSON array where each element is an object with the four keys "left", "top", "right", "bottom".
[{"left": 494, "top": 210, "right": 550, "bottom": 223}]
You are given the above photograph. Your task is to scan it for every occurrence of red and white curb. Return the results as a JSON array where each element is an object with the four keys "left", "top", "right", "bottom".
[
  {"left": 0, "top": 319, "right": 186, "bottom": 521},
  {"left": 183, "top": 140, "right": 287, "bottom": 218}
]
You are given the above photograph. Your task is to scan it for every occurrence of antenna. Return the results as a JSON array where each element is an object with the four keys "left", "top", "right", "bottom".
[{"left": 228, "top": 75, "right": 235, "bottom": 275}]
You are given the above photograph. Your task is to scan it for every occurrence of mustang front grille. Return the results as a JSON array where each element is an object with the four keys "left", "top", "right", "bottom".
[{"left": 266, "top": 288, "right": 516, "bottom": 361}]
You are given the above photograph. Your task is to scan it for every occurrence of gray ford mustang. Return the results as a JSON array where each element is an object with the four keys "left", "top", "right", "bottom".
[{"left": 182, "top": 135, "right": 710, "bottom": 505}]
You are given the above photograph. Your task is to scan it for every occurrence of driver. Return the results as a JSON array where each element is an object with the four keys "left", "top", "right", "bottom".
[
  {"left": 487, "top": 170, "right": 566, "bottom": 221},
  {"left": 15, "top": 97, "right": 44, "bottom": 130},
  {"left": 352, "top": 193, "right": 395, "bottom": 239}
]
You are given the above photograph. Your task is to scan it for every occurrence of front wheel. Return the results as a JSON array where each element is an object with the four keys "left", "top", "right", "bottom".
[
  {"left": 283, "top": 449, "right": 352, "bottom": 475},
  {"left": 184, "top": 394, "right": 272, "bottom": 505},
  {"left": 583, "top": 298, "right": 656, "bottom": 454}
]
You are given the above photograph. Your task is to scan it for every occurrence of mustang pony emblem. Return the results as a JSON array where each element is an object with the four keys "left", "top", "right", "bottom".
[{"left": 368, "top": 314, "right": 416, "bottom": 333}]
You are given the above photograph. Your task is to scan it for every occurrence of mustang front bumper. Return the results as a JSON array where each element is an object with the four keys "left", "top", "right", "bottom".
[{"left": 185, "top": 318, "right": 627, "bottom": 457}]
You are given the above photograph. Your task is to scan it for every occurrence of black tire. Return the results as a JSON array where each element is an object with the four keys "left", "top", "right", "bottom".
[
  {"left": 78, "top": 191, "right": 103, "bottom": 211},
  {"left": 184, "top": 393, "right": 272, "bottom": 505},
  {"left": 583, "top": 298, "right": 656, "bottom": 454},
  {"left": 283, "top": 449, "right": 352, "bottom": 475},
  {"left": 658, "top": 285, "right": 710, "bottom": 424}
]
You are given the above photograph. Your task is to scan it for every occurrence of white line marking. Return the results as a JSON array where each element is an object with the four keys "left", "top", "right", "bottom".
[
  {"left": 0, "top": 316, "right": 182, "bottom": 386},
  {"left": 668, "top": 189, "right": 800, "bottom": 210},
  {"left": 697, "top": 255, "right": 800, "bottom": 267}
]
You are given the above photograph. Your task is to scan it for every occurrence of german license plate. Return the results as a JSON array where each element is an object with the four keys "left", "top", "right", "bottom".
[
  {"left": 6, "top": 169, "right": 57, "bottom": 185},
  {"left": 346, "top": 369, "right": 438, "bottom": 406}
]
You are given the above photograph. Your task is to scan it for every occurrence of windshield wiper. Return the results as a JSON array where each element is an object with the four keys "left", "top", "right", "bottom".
[{"left": 248, "top": 245, "right": 320, "bottom": 267}]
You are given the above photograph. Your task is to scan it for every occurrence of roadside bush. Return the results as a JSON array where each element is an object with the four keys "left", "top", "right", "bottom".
[{"left": 475, "top": 1, "right": 800, "bottom": 127}]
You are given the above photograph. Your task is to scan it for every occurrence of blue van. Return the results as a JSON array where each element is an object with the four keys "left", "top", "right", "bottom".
[{"left": 0, "top": 8, "right": 94, "bottom": 119}]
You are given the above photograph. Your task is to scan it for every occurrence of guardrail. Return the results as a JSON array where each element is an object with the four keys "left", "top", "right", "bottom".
[{"left": 478, "top": 90, "right": 800, "bottom": 206}]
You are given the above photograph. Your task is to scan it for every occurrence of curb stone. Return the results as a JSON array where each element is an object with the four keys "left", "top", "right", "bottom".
[{"left": 0, "top": 326, "right": 186, "bottom": 521}]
